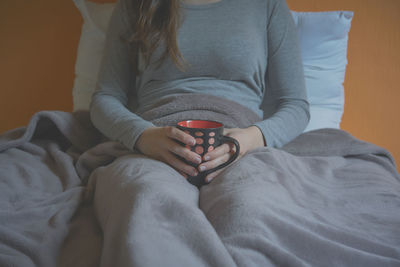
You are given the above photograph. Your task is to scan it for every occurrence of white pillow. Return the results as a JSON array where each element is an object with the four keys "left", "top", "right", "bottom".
[
  {"left": 72, "top": 0, "right": 353, "bottom": 132},
  {"left": 292, "top": 11, "right": 353, "bottom": 132},
  {"left": 72, "top": 0, "right": 114, "bottom": 111}
]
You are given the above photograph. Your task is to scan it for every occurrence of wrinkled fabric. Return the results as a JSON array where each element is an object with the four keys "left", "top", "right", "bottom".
[{"left": 0, "top": 101, "right": 399, "bottom": 266}]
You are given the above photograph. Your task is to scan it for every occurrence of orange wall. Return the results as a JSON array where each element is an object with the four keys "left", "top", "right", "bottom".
[{"left": 1, "top": 0, "right": 399, "bottom": 170}]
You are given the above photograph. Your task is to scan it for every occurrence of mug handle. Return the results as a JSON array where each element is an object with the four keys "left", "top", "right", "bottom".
[{"left": 202, "top": 135, "right": 240, "bottom": 180}]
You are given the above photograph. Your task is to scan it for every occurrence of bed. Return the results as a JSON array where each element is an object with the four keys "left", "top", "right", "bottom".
[{"left": 0, "top": 1, "right": 399, "bottom": 266}]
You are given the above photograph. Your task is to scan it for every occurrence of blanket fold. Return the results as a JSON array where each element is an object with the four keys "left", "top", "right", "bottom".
[
  {"left": 138, "top": 93, "right": 262, "bottom": 128},
  {"left": 283, "top": 128, "right": 397, "bottom": 165}
]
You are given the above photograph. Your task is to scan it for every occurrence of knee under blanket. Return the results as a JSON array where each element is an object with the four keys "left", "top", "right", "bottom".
[{"left": 0, "top": 94, "right": 399, "bottom": 266}]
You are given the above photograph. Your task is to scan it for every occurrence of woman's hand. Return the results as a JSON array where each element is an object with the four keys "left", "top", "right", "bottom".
[
  {"left": 135, "top": 126, "right": 203, "bottom": 177},
  {"left": 198, "top": 126, "right": 265, "bottom": 183}
]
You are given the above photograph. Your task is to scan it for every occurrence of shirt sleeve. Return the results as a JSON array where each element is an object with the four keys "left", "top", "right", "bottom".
[
  {"left": 253, "top": 0, "right": 310, "bottom": 148},
  {"left": 89, "top": 0, "right": 154, "bottom": 150}
]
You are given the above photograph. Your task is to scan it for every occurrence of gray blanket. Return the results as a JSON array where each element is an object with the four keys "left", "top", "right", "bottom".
[{"left": 0, "top": 95, "right": 399, "bottom": 266}]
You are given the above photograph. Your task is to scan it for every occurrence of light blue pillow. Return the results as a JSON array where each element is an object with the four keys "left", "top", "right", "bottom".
[{"left": 291, "top": 11, "right": 354, "bottom": 132}]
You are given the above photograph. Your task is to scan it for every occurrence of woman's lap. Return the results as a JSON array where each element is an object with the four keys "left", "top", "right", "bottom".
[
  {"left": 90, "top": 150, "right": 287, "bottom": 266},
  {"left": 90, "top": 149, "right": 290, "bottom": 266},
  {"left": 90, "top": 153, "right": 236, "bottom": 267}
]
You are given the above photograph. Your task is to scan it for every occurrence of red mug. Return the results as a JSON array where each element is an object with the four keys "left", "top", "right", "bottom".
[{"left": 177, "top": 120, "right": 240, "bottom": 187}]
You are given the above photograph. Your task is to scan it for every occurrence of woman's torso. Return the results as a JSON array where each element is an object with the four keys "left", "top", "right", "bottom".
[{"left": 132, "top": 0, "right": 269, "bottom": 117}]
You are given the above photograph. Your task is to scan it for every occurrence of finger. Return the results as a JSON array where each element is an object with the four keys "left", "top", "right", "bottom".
[
  {"left": 198, "top": 152, "right": 231, "bottom": 172},
  {"left": 164, "top": 126, "right": 196, "bottom": 146},
  {"left": 163, "top": 151, "right": 199, "bottom": 177},
  {"left": 179, "top": 171, "right": 188, "bottom": 179},
  {"left": 166, "top": 139, "right": 202, "bottom": 165},
  {"left": 205, "top": 168, "right": 224, "bottom": 183},
  {"left": 203, "top": 143, "right": 231, "bottom": 161}
]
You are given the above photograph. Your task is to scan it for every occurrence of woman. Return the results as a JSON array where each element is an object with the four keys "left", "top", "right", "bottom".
[{"left": 89, "top": 0, "right": 309, "bottom": 265}]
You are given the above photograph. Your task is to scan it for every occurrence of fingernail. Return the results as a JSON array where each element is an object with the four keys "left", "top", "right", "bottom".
[
  {"left": 204, "top": 155, "right": 210, "bottom": 161},
  {"left": 192, "top": 170, "right": 198, "bottom": 176},
  {"left": 199, "top": 165, "right": 206, "bottom": 172},
  {"left": 206, "top": 177, "right": 213, "bottom": 183},
  {"left": 195, "top": 157, "right": 202, "bottom": 164}
]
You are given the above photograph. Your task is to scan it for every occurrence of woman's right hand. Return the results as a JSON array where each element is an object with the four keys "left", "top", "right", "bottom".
[{"left": 135, "top": 126, "right": 202, "bottom": 177}]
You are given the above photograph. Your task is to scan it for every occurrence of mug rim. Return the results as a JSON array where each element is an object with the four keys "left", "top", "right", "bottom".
[{"left": 177, "top": 120, "right": 223, "bottom": 129}]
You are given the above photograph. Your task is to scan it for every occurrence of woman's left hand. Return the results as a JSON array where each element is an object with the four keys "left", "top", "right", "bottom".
[{"left": 198, "top": 126, "right": 265, "bottom": 183}]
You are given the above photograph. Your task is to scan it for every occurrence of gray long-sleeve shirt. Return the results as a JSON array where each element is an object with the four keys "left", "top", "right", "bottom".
[{"left": 90, "top": 0, "right": 310, "bottom": 150}]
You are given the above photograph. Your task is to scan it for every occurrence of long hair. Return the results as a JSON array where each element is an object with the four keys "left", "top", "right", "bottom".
[{"left": 128, "top": 0, "right": 186, "bottom": 72}]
